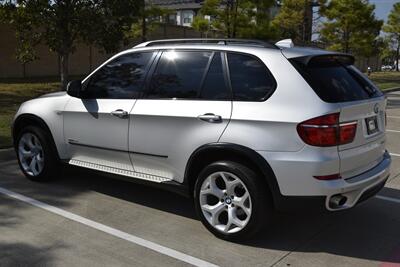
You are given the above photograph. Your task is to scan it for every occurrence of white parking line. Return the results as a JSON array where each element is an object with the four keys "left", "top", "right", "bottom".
[
  {"left": 390, "top": 153, "right": 400, "bottom": 157},
  {"left": 386, "top": 129, "right": 400, "bottom": 133},
  {"left": 0, "top": 187, "right": 218, "bottom": 267},
  {"left": 376, "top": 195, "right": 400, "bottom": 204},
  {"left": 387, "top": 116, "right": 400, "bottom": 119}
]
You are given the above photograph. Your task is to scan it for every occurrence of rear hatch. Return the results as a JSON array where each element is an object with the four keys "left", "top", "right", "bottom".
[{"left": 287, "top": 50, "right": 386, "bottom": 179}]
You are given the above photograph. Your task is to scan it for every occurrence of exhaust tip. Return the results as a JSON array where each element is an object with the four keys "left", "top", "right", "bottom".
[{"left": 329, "top": 195, "right": 348, "bottom": 208}]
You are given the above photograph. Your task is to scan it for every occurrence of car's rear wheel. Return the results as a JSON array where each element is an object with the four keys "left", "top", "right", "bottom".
[
  {"left": 16, "top": 126, "right": 59, "bottom": 182},
  {"left": 194, "top": 161, "right": 272, "bottom": 241}
]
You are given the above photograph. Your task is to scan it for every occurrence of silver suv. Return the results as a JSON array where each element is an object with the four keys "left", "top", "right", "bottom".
[{"left": 13, "top": 39, "right": 391, "bottom": 241}]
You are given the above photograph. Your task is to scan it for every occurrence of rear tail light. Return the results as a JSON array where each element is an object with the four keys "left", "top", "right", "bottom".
[
  {"left": 313, "top": 173, "right": 341, "bottom": 180},
  {"left": 297, "top": 113, "right": 357, "bottom": 147}
]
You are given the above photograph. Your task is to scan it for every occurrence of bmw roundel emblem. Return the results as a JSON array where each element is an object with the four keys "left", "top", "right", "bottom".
[{"left": 374, "top": 104, "right": 379, "bottom": 114}]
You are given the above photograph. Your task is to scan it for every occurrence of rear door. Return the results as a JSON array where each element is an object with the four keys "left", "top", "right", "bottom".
[
  {"left": 290, "top": 56, "right": 386, "bottom": 179},
  {"left": 336, "top": 66, "right": 386, "bottom": 178},
  {"left": 129, "top": 50, "right": 232, "bottom": 182}
]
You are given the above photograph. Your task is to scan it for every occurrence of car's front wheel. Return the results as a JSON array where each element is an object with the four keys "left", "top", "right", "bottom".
[
  {"left": 194, "top": 161, "right": 272, "bottom": 241},
  {"left": 16, "top": 125, "right": 59, "bottom": 182}
]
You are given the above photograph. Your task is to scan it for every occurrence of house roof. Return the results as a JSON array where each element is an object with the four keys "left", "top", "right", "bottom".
[{"left": 148, "top": 0, "right": 204, "bottom": 10}]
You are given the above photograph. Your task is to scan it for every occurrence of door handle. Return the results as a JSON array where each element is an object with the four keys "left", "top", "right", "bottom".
[
  {"left": 198, "top": 113, "right": 222, "bottom": 123},
  {"left": 111, "top": 109, "right": 128, "bottom": 119}
]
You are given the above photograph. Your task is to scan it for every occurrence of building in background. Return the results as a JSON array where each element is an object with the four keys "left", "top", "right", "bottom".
[{"left": 151, "top": 0, "right": 204, "bottom": 27}]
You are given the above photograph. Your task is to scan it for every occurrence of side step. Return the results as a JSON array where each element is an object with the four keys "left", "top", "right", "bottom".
[{"left": 68, "top": 159, "right": 172, "bottom": 183}]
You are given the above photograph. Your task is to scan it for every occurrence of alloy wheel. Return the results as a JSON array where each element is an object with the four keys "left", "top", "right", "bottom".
[
  {"left": 18, "top": 133, "right": 44, "bottom": 176},
  {"left": 199, "top": 171, "right": 252, "bottom": 234}
]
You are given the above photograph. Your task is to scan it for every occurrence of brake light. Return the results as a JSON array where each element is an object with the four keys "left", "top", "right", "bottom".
[{"left": 297, "top": 113, "right": 357, "bottom": 147}]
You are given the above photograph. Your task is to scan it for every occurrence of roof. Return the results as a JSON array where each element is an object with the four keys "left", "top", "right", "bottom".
[{"left": 148, "top": 0, "right": 203, "bottom": 9}]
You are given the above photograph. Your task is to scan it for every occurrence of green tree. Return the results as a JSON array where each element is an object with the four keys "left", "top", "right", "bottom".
[
  {"left": 192, "top": 16, "right": 212, "bottom": 37},
  {"left": 383, "top": 3, "right": 400, "bottom": 71},
  {"left": 1, "top": 0, "right": 142, "bottom": 89},
  {"left": 126, "top": 2, "right": 169, "bottom": 42},
  {"left": 272, "top": 0, "right": 325, "bottom": 44},
  {"left": 379, "top": 36, "right": 397, "bottom": 66},
  {"left": 248, "top": 0, "right": 277, "bottom": 40},
  {"left": 1, "top": 2, "right": 38, "bottom": 77},
  {"left": 320, "top": 0, "right": 383, "bottom": 57},
  {"left": 193, "top": 0, "right": 275, "bottom": 39},
  {"left": 272, "top": 0, "right": 303, "bottom": 42}
]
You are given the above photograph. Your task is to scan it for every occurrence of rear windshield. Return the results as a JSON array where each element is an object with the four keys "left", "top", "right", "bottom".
[{"left": 290, "top": 59, "right": 383, "bottom": 103}]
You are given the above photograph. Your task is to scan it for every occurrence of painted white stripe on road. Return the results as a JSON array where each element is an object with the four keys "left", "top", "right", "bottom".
[
  {"left": 0, "top": 187, "right": 218, "bottom": 267},
  {"left": 386, "top": 129, "right": 400, "bottom": 133},
  {"left": 387, "top": 116, "right": 400, "bottom": 119},
  {"left": 376, "top": 195, "right": 400, "bottom": 204},
  {"left": 390, "top": 153, "right": 400, "bottom": 157}
]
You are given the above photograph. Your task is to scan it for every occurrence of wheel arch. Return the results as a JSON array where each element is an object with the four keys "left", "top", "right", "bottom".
[
  {"left": 184, "top": 143, "right": 282, "bottom": 206},
  {"left": 12, "top": 113, "right": 60, "bottom": 160}
]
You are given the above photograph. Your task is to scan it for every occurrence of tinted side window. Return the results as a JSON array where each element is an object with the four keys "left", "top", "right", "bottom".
[
  {"left": 228, "top": 53, "right": 276, "bottom": 101},
  {"left": 147, "top": 51, "right": 212, "bottom": 99},
  {"left": 200, "top": 52, "right": 231, "bottom": 100},
  {"left": 84, "top": 52, "right": 153, "bottom": 99}
]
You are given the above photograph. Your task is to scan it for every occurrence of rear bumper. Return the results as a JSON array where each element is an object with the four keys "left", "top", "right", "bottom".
[
  {"left": 324, "top": 150, "right": 391, "bottom": 211},
  {"left": 262, "top": 150, "right": 391, "bottom": 212}
]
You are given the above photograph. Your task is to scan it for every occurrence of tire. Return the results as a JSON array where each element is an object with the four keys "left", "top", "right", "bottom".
[
  {"left": 194, "top": 161, "right": 272, "bottom": 241},
  {"left": 15, "top": 125, "right": 59, "bottom": 182}
]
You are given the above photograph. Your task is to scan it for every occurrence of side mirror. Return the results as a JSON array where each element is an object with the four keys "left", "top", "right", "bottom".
[{"left": 67, "top": 80, "right": 82, "bottom": 98}]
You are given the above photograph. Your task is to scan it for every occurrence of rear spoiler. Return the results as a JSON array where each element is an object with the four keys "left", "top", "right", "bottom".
[{"left": 292, "top": 54, "right": 355, "bottom": 67}]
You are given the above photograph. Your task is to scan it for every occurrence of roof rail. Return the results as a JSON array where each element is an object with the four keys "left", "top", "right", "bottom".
[{"left": 134, "top": 38, "right": 279, "bottom": 49}]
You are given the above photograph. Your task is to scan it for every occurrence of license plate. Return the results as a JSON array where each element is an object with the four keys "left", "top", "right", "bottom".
[{"left": 365, "top": 116, "right": 378, "bottom": 135}]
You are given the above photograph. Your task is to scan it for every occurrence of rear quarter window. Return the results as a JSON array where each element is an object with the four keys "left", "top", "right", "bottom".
[
  {"left": 290, "top": 59, "right": 383, "bottom": 103},
  {"left": 227, "top": 53, "right": 276, "bottom": 101}
]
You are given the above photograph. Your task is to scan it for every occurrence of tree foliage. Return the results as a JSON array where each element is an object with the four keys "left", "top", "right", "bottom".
[
  {"left": 1, "top": 0, "right": 142, "bottom": 89},
  {"left": 319, "top": 0, "right": 382, "bottom": 57},
  {"left": 125, "top": 3, "right": 169, "bottom": 42},
  {"left": 272, "top": 0, "right": 325, "bottom": 44},
  {"left": 193, "top": 0, "right": 276, "bottom": 39},
  {"left": 0, "top": 2, "right": 39, "bottom": 77},
  {"left": 383, "top": 3, "right": 400, "bottom": 71}
]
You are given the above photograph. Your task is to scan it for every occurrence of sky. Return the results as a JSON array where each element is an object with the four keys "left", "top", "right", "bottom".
[{"left": 370, "top": 0, "right": 400, "bottom": 21}]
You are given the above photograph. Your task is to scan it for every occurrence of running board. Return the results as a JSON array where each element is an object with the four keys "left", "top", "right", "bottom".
[{"left": 68, "top": 159, "right": 172, "bottom": 183}]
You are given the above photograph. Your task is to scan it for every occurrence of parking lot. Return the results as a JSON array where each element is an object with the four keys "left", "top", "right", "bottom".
[{"left": 1, "top": 92, "right": 400, "bottom": 267}]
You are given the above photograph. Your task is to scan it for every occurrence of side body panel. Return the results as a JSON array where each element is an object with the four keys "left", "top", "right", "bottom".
[
  {"left": 220, "top": 50, "right": 343, "bottom": 197},
  {"left": 14, "top": 92, "right": 70, "bottom": 159},
  {"left": 129, "top": 100, "right": 232, "bottom": 182},
  {"left": 220, "top": 50, "right": 341, "bottom": 152},
  {"left": 63, "top": 97, "right": 135, "bottom": 170}
]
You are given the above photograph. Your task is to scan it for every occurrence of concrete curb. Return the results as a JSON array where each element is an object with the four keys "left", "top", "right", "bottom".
[
  {"left": 0, "top": 148, "right": 15, "bottom": 161},
  {"left": 384, "top": 87, "right": 400, "bottom": 94}
]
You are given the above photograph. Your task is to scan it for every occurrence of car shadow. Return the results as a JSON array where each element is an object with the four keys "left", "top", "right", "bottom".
[
  {"left": 1, "top": 160, "right": 400, "bottom": 265},
  {"left": 0, "top": 242, "right": 62, "bottom": 266}
]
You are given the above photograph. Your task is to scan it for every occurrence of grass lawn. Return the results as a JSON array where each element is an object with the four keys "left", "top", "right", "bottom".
[
  {"left": 370, "top": 71, "right": 400, "bottom": 90},
  {"left": 0, "top": 79, "right": 60, "bottom": 148},
  {"left": 0, "top": 71, "right": 399, "bottom": 149}
]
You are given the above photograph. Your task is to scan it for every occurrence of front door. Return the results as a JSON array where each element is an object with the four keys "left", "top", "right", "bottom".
[{"left": 64, "top": 51, "right": 155, "bottom": 172}]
